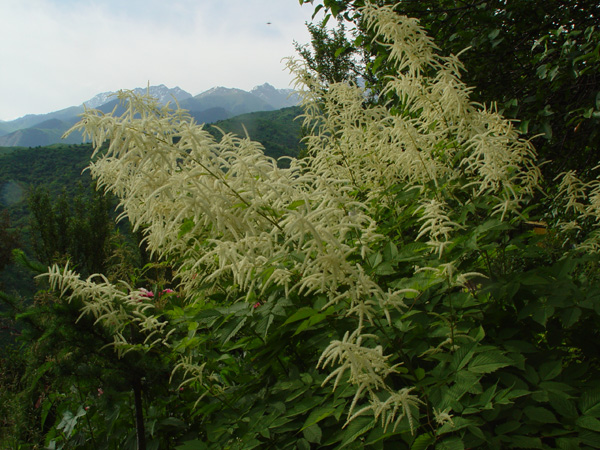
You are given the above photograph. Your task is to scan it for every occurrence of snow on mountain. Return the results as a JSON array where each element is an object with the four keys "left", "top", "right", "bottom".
[
  {"left": 1, "top": 83, "right": 301, "bottom": 147},
  {"left": 251, "top": 83, "right": 300, "bottom": 109},
  {"left": 83, "top": 84, "right": 193, "bottom": 108}
]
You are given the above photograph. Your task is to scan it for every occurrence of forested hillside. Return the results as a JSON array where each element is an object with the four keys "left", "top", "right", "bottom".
[{"left": 0, "top": 107, "right": 303, "bottom": 295}]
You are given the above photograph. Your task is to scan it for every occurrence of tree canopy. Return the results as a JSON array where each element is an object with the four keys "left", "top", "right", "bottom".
[{"left": 301, "top": 0, "right": 600, "bottom": 177}]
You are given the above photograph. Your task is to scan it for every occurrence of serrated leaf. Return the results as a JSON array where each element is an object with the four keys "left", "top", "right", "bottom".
[
  {"left": 524, "top": 406, "right": 558, "bottom": 424},
  {"left": 467, "top": 425, "right": 485, "bottom": 441},
  {"left": 302, "top": 405, "right": 337, "bottom": 430},
  {"left": 555, "top": 437, "right": 582, "bottom": 450},
  {"left": 437, "top": 437, "right": 465, "bottom": 450},
  {"left": 449, "top": 343, "right": 476, "bottom": 372},
  {"left": 577, "top": 416, "right": 600, "bottom": 432},
  {"left": 579, "top": 429, "right": 600, "bottom": 448},
  {"left": 579, "top": 389, "right": 600, "bottom": 417},
  {"left": 219, "top": 317, "right": 247, "bottom": 344},
  {"left": 293, "top": 307, "right": 334, "bottom": 336},
  {"left": 468, "top": 351, "right": 512, "bottom": 374},
  {"left": 508, "top": 435, "right": 542, "bottom": 448},
  {"left": 338, "top": 417, "right": 375, "bottom": 449},
  {"left": 549, "top": 394, "right": 578, "bottom": 419},
  {"left": 287, "top": 396, "right": 324, "bottom": 417},
  {"left": 539, "top": 360, "right": 563, "bottom": 381},
  {"left": 438, "top": 417, "right": 472, "bottom": 435},
  {"left": 495, "top": 420, "right": 521, "bottom": 435},
  {"left": 411, "top": 433, "right": 434, "bottom": 450}
]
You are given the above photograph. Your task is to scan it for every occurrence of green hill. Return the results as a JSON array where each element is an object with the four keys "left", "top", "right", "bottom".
[
  {"left": 208, "top": 106, "right": 304, "bottom": 162},
  {"left": 0, "top": 107, "right": 303, "bottom": 292}
]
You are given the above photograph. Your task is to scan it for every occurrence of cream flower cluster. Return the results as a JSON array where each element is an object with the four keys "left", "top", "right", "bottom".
[{"left": 49, "top": 1, "right": 542, "bottom": 431}]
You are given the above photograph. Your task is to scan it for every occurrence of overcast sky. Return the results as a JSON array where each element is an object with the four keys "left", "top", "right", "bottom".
[{"left": 0, "top": 0, "right": 322, "bottom": 121}]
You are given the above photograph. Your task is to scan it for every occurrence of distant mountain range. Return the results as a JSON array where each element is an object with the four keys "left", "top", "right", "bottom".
[{"left": 0, "top": 83, "right": 300, "bottom": 147}]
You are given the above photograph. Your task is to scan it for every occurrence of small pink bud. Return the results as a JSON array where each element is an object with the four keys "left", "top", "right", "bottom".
[
  {"left": 97, "top": 388, "right": 104, "bottom": 396},
  {"left": 253, "top": 302, "right": 261, "bottom": 309}
]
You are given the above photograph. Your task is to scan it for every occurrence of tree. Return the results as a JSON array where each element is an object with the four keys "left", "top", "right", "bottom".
[
  {"left": 0, "top": 209, "right": 19, "bottom": 273},
  {"left": 294, "top": 19, "right": 361, "bottom": 85},
  {"left": 300, "top": 0, "right": 600, "bottom": 178},
  {"left": 28, "top": 184, "right": 114, "bottom": 276}
]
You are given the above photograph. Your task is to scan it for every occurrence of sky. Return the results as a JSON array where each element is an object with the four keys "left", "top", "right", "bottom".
[{"left": 0, "top": 0, "right": 323, "bottom": 121}]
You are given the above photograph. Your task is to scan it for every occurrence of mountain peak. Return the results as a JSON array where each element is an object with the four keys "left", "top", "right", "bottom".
[
  {"left": 0, "top": 83, "right": 300, "bottom": 147},
  {"left": 250, "top": 83, "right": 299, "bottom": 109},
  {"left": 252, "top": 82, "right": 277, "bottom": 92},
  {"left": 83, "top": 85, "right": 193, "bottom": 108}
]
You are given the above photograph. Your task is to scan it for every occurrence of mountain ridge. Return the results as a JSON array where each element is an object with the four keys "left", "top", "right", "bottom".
[{"left": 0, "top": 83, "right": 300, "bottom": 147}]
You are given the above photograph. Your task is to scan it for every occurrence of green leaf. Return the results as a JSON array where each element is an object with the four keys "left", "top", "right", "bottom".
[
  {"left": 495, "top": 420, "right": 521, "bottom": 435},
  {"left": 176, "top": 440, "right": 208, "bottom": 450},
  {"left": 303, "top": 423, "right": 322, "bottom": 444},
  {"left": 159, "top": 417, "right": 187, "bottom": 428},
  {"left": 297, "top": 438, "right": 311, "bottom": 450},
  {"left": 579, "top": 389, "right": 600, "bottom": 417},
  {"left": 219, "top": 317, "right": 247, "bottom": 344},
  {"left": 532, "top": 305, "right": 554, "bottom": 326},
  {"left": 549, "top": 394, "right": 578, "bottom": 419},
  {"left": 468, "top": 351, "right": 512, "bottom": 374},
  {"left": 411, "top": 433, "right": 434, "bottom": 450},
  {"left": 287, "top": 199, "right": 306, "bottom": 210},
  {"left": 449, "top": 343, "right": 476, "bottom": 372},
  {"left": 287, "top": 396, "right": 324, "bottom": 417},
  {"left": 437, "top": 437, "right": 465, "bottom": 450},
  {"left": 555, "top": 437, "right": 582, "bottom": 450},
  {"left": 508, "top": 435, "right": 543, "bottom": 448},
  {"left": 57, "top": 406, "right": 86, "bottom": 438},
  {"left": 282, "top": 307, "right": 317, "bottom": 326},
  {"left": 577, "top": 416, "right": 600, "bottom": 432},
  {"left": 338, "top": 417, "right": 375, "bottom": 449},
  {"left": 524, "top": 406, "right": 558, "bottom": 424},
  {"left": 488, "top": 29, "right": 500, "bottom": 40},
  {"left": 560, "top": 307, "right": 582, "bottom": 328},
  {"left": 579, "top": 429, "right": 600, "bottom": 448},
  {"left": 293, "top": 307, "right": 334, "bottom": 335},
  {"left": 178, "top": 218, "right": 195, "bottom": 237},
  {"left": 539, "top": 360, "right": 563, "bottom": 381},
  {"left": 302, "top": 405, "right": 337, "bottom": 430}
]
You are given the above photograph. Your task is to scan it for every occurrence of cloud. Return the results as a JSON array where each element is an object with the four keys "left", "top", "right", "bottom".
[{"left": 0, "top": 0, "right": 318, "bottom": 120}]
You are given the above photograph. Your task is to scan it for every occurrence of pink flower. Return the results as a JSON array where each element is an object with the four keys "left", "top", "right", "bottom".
[
  {"left": 160, "top": 289, "right": 174, "bottom": 295},
  {"left": 139, "top": 288, "right": 154, "bottom": 298},
  {"left": 253, "top": 302, "right": 261, "bottom": 309},
  {"left": 97, "top": 388, "right": 104, "bottom": 397}
]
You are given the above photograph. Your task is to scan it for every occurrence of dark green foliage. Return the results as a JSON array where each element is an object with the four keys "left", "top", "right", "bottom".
[
  {"left": 294, "top": 20, "right": 360, "bottom": 84},
  {"left": 28, "top": 185, "right": 114, "bottom": 276},
  {"left": 0, "top": 143, "right": 95, "bottom": 227},
  {"left": 301, "top": 0, "right": 600, "bottom": 178},
  {"left": 0, "top": 210, "right": 19, "bottom": 273},
  {"left": 208, "top": 106, "right": 305, "bottom": 163}
]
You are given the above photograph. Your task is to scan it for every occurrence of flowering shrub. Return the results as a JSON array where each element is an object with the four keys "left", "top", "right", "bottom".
[{"left": 35, "top": 3, "right": 600, "bottom": 449}]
